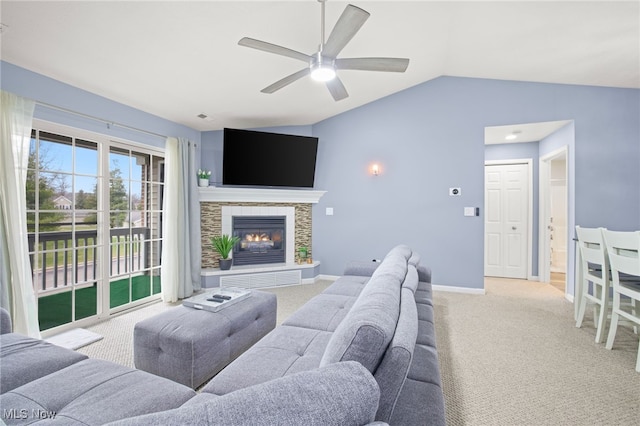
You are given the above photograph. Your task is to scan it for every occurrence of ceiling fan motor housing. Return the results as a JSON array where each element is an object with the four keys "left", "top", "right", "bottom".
[{"left": 310, "top": 52, "right": 336, "bottom": 81}]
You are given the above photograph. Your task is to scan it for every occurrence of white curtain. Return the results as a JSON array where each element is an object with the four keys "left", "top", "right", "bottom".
[
  {"left": 161, "top": 137, "right": 202, "bottom": 302},
  {"left": 0, "top": 91, "right": 40, "bottom": 337}
]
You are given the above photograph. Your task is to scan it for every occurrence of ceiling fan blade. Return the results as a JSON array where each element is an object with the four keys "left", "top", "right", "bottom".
[
  {"left": 326, "top": 76, "right": 349, "bottom": 101},
  {"left": 335, "top": 57, "right": 410, "bottom": 73},
  {"left": 239, "top": 37, "right": 311, "bottom": 63},
  {"left": 322, "top": 5, "right": 370, "bottom": 59},
  {"left": 261, "top": 68, "right": 310, "bottom": 94}
]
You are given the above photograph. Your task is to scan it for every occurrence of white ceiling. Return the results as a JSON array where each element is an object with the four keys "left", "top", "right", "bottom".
[
  {"left": 484, "top": 120, "right": 572, "bottom": 145},
  {"left": 1, "top": 1, "right": 638, "bottom": 132}
]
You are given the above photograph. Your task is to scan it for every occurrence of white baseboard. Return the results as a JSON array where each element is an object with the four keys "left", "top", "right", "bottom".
[
  {"left": 529, "top": 275, "right": 540, "bottom": 281},
  {"left": 432, "top": 284, "right": 486, "bottom": 295}
]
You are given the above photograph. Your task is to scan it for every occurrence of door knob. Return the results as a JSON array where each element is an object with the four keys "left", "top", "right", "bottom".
[{"left": 512, "top": 226, "right": 517, "bottom": 230}]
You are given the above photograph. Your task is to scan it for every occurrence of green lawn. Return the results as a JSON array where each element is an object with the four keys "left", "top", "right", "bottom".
[{"left": 38, "top": 275, "right": 161, "bottom": 331}]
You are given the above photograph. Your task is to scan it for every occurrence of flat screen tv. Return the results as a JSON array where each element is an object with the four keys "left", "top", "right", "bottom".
[{"left": 223, "top": 128, "right": 318, "bottom": 188}]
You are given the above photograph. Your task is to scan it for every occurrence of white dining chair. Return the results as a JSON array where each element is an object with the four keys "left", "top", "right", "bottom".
[
  {"left": 575, "top": 226, "right": 611, "bottom": 343},
  {"left": 602, "top": 229, "right": 640, "bottom": 372}
]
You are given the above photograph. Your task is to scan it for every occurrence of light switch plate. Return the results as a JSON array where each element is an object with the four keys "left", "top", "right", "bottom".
[
  {"left": 326, "top": 207, "right": 334, "bottom": 216},
  {"left": 464, "top": 207, "right": 476, "bottom": 216}
]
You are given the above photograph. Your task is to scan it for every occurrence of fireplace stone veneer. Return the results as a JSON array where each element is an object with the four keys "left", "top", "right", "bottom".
[{"left": 200, "top": 202, "right": 311, "bottom": 269}]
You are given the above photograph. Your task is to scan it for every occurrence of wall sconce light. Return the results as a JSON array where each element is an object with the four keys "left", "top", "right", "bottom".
[{"left": 371, "top": 163, "right": 380, "bottom": 176}]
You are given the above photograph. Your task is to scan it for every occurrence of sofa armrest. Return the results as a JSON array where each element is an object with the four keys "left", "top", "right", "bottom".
[
  {"left": 344, "top": 261, "right": 381, "bottom": 277},
  {"left": 1, "top": 308, "right": 12, "bottom": 334},
  {"left": 108, "top": 361, "right": 381, "bottom": 426}
]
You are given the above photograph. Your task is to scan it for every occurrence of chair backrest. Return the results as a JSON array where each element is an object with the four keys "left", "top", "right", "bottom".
[
  {"left": 575, "top": 226, "right": 608, "bottom": 282},
  {"left": 602, "top": 230, "right": 640, "bottom": 280}
]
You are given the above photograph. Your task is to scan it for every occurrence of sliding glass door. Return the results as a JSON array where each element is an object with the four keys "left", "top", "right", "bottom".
[
  {"left": 27, "top": 122, "right": 164, "bottom": 332},
  {"left": 108, "top": 146, "right": 164, "bottom": 313}
]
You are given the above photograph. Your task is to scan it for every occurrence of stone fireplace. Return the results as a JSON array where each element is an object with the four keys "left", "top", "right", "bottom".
[{"left": 199, "top": 187, "right": 325, "bottom": 270}]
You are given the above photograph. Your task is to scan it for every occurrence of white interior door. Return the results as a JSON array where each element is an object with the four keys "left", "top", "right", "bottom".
[{"left": 485, "top": 164, "right": 529, "bottom": 278}]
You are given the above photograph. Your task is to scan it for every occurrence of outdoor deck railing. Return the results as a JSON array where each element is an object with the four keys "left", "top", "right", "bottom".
[{"left": 28, "top": 227, "right": 151, "bottom": 291}]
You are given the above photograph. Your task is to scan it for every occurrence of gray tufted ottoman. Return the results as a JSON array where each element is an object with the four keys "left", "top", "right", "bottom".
[{"left": 133, "top": 290, "right": 277, "bottom": 389}]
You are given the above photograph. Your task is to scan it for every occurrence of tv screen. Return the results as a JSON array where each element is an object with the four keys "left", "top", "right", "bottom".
[{"left": 223, "top": 128, "right": 318, "bottom": 188}]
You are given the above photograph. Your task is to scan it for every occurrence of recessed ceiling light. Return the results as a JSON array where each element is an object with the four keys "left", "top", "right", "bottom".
[{"left": 505, "top": 130, "right": 522, "bottom": 141}]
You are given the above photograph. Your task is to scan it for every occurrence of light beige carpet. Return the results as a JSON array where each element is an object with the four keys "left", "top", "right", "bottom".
[{"left": 435, "top": 277, "right": 639, "bottom": 425}]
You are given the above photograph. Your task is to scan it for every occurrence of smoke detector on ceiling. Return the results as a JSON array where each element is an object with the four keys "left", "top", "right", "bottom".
[{"left": 197, "top": 113, "right": 214, "bottom": 122}]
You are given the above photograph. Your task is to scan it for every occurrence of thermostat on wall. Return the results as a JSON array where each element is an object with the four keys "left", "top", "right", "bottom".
[{"left": 449, "top": 187, "right": 461, "bottom": 196}]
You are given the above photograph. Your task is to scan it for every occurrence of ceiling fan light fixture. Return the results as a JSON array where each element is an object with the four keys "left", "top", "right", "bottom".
[
  {"left": 310, "top": 52, "right": 336, "bottom": 82},
  {"left": 310, "top": 64, "right": 336, "bottom": 82}
]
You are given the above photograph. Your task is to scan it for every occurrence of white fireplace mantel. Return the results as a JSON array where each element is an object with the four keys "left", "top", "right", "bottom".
[{"left": 199, "top": 186, "right": 326, "bottom": 204}]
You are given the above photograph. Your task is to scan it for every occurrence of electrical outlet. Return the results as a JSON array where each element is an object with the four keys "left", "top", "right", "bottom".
[{"left": 449, "top": 187, "right": 461, "bottom": 196}]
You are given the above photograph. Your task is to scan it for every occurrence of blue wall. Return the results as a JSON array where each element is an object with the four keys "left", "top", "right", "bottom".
[
  {"left": 312, "top": 77, "right": 639, "bottom": 291},
  {"left": 4, "top": 62, "right": 639, "bottom": 293},
  {"left": 1, "top": 61, "right": 200, "bottom": 147}
]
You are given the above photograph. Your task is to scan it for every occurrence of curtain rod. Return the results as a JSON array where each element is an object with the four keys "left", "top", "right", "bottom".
[{"left": 35, "top": 100, "right": 169, "bottom": 140}]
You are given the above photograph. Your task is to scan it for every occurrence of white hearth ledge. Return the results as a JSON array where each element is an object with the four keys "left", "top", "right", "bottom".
[{"left": 199, "top": 186, "right": 326, "bottom": 203}]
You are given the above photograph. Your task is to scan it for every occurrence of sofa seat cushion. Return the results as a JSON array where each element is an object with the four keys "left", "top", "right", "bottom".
[
  {"left": 283, "top": 293, "right": 357, "bottom": 331},
  {"left": 202, "top": 325, "right": 333, "bottom": 396},
  {"left": 0, "top": 359, "right": 196, "bottom": 425},
  {"left": 0, "top": 333, "right": 87, "bottom": 394},
  {"left": 109, "top": 362, "right": 381, "bottom": 426},
  {"left": 322, "top": 276, "right": 370, "bottom": 297}
]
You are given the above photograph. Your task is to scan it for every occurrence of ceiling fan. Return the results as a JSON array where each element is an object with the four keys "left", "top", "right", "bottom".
[{"left": 238, "top": 0, "right": 410, "bottom": 101}]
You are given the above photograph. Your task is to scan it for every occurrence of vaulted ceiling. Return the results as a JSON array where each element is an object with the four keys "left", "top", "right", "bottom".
[{"left": 1, "top": 1, "right": 638, "bottom": 131}]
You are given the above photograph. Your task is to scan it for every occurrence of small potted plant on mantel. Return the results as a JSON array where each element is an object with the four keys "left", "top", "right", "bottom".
[
  {"left": 211, "top": 234, "right": 240, "bottom": 270},
  {"left": 197, "top": 169, "right": 211, "bottom": 187}
]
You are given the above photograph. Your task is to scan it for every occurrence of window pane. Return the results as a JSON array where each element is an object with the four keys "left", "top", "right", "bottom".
[
  {"left": 131, "top": 152, "right": 148, "bottom": 183},
  {"left": 75, "top": 285, "right": 97, "bottom": 320},
  {"left": 110, "top": 177, "right": 129, "bottom": 213},
  {"left": 110, "top": 277, "right": 130, "bottom": 308},
  {"left": 74, "top": 176, "right": 98, "bottom": 211},
  {"left": 39, "top": 132, "right": 72, "bottom": 173},
  {"left": 39, "top": 290, "right": 72, "bottom": 331},
  {"left": 130, "top": 180, "right": 144, "bottom": 211},
  {"left": 75, "top": 139, "right": 98, "bottom": 177},
  {"left": 110, "top": 147, "right": 130, "bottom": 180},
  {"left": 151, "top": 157, "right": 164, "bottom": 183},
  {"left": 26, "top": 169, "right": 37, "bottom": 210},
  {"left": 37, "top": 172, "right": 71, "bottom": 211}
]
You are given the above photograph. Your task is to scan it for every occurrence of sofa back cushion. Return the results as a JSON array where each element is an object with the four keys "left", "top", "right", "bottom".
[
  {"left": 320, "top": 246, "right": 409, "bottom": 372},
  {"left": 374, "top": 287, "right": 418, "bottom": 422},
  {"left": 401, "top": 264, "right": 419, "bottom": 294},
  {"left": 108, "top": 362, "right": 381, "bottom": 426}
]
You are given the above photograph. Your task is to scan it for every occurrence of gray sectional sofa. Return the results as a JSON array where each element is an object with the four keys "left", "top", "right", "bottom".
[{"left": 0, "top": 245, "right": 445, "bottom": 425}]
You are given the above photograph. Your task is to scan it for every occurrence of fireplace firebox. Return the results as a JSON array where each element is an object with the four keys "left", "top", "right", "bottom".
[{"left": 232, "top": 216, "right": 286, "bottom": 266}]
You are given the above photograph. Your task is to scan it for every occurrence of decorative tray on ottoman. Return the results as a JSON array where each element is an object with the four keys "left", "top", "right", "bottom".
[{"left": 182, "top": 287, "right": 251, "bottom": 312}]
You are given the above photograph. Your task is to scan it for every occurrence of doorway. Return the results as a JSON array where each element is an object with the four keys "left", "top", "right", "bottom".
[
  {"left": 539, "top": 147, "right": 568, "bottom": 294},
  {"left": 484, "top": 161, "right": 531, "bottom": 279}
]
